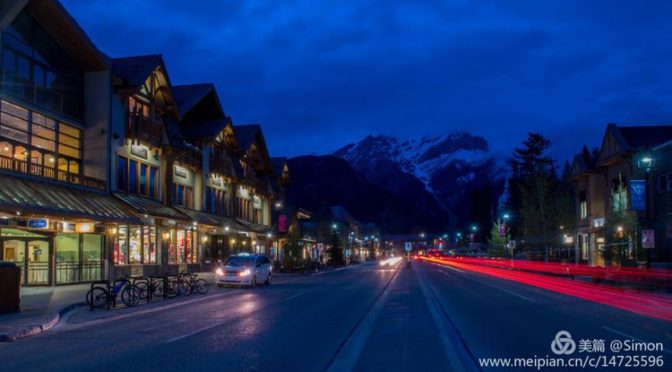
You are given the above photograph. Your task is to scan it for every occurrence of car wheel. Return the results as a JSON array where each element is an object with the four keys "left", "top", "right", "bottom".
[{"left": 265, "top": 273, "right": 271, "bottom": 286}]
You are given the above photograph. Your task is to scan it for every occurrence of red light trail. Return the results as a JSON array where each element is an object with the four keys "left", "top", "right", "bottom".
[{"left": 421, "top": 257, "right": 672, "bottom": 322}]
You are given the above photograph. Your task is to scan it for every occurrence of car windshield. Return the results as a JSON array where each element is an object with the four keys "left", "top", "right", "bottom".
[{"left": 224, "top": 256, "right": 255, "bottom": 267}]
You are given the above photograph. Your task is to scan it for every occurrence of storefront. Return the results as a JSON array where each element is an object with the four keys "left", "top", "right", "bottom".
[{"left": 0, "top": 223, "right": 105, "bottom": 286}]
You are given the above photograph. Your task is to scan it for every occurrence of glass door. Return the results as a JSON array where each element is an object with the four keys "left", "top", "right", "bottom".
[{"left": 27, "top": 240, "right": 50, "bottom": 285}]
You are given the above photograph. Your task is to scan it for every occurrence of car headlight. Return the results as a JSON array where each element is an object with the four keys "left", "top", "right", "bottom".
[
  {"left": 216, "top": 268, "right": 224, "bottom": 276},
  {"left": 239, "top": 269, "right": 251, "bottom": 277}
]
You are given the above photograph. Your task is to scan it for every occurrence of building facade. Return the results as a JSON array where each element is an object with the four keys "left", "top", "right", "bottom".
[
  {"left": 0, "top": 0, "right": 285, "bottom": 285},
  {"left": 572, "top": 124, "right": 672, "bottom": 267}
]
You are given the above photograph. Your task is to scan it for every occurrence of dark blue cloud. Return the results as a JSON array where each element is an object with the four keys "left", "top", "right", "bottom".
[{"left": 62, "top": 0, "right": 672, "bottom": 159}]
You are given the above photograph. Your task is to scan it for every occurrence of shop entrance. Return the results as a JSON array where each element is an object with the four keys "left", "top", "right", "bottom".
[{"left": 0, "top": 229, "right": 51, "bottom": 285}]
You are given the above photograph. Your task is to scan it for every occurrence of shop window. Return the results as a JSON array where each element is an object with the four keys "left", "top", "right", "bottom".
[
  {"left": 55, "top": 233, "right": 79, "bottom": 284},
  {"left": 114, "top": 225, "right": 128, "bottom": 265},
  {"left": 142, "top": 226, "right": 157, "bottom": 264},
  {"left": 168, "top": 229, "right": 177, "bottom": 265},
  {"left": 140, "top": 163, "right": 148, "bottom": 196},
  {"left": 82, "top": 234, "right": 102, "bottom": 282},
  {"left": 129, "top": 226, "right": 142, "bottom": 264},
  {"left": 169, "top": 228, "right": 197, "bottom": 264}
]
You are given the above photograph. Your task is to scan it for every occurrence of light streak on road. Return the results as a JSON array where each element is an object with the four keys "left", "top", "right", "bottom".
[{"left": 421, "top": 257, "right": 672, "bottom": 321}]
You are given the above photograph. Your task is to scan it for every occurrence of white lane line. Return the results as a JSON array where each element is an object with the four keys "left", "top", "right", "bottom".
[
  {"left": 464, "top": 275, "right": 537, "bottom": 303},
  {"left": 141, "top": 318, "right": 188, "bottom": 332},
  {"left": 602, "top": 326, "right": 672, "bottom": 355},
  {"left": 439, "top": 271, "right": 454, "bottom": 279},
  {"left": 285, "top": 293, "right": 304, "bottom": 300},
  {"left": 417, "top": 268, "right": 479, "bottom": 371},
  {"left": 165, "top": 320, "right": 230, "bottom": 344},
  {"left": 326, "top": 267, "right": 401, "bottom": 372}
]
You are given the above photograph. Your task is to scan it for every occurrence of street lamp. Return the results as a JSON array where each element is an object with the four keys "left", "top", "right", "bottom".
[
  {"left": 332, "top": 223, "right": 338, "bottom": 230},
  {"left": 471, "top": 225, "right": 478, "bottom": 232},
  {"left": 637, "top": 154, "right": 656, "bottom": 267},
  {"left": 419, "top": 233, "right": 425, "bottom": 239}
]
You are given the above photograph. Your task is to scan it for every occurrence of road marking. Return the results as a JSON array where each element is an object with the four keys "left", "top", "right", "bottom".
[
  {"left": 417, "top": 268, "right": 479, "bottom": 371},
  {"left": 439, "top": 271, "right": 454, "bottom": 279},
  {"left": 325, "top": 267, "right": 401, "bottom": 372},
  {"left": 165, "top": 320, "right": 230, "bottom": 344},
  {"left": 60, "top": 291, "right": 241, "bottom": 332},
  {"left": 463, "top": 274, "right": 537, "bottom": 303},
  {"left": 285, "top": 293, "right": 304, "bottom": 300},
  {"left": 141, "top": 318, "right": 188, "bottom": 332},
  {"left": 602, "top": 326, "right": 672, "bottom": 355}
]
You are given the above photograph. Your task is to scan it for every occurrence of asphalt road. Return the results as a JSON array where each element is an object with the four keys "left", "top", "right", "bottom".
[{"left": 0, "top": 261, "right": 670, "bottom": 372}]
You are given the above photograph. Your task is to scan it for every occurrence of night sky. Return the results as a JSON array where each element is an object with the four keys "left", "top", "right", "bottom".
[{"left": 62, "top": 0, "right": 672, "bottom": 161}]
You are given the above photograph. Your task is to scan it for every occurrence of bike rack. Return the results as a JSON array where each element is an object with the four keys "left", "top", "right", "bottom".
[
  {"left": 147, "top": 275, "right": 165, "bottom": 301},
  {"left": 164, "top": 274, "right": 178, "bottom": 299},
  {"left": 89, "top": 280, "right": 111, "bottom": 311},
  {"left": 132, "top": 276, "right": 150, "bottom": 303}
]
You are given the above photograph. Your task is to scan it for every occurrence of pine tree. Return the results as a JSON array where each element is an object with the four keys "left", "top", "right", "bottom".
[
  {"left": 508, "top": 133, "right": 558, "bottom": 260},
  {"left": 329, "top": 230, "right": 344, "bottom": 266}
]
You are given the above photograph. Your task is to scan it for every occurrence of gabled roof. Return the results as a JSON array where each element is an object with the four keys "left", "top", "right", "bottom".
[
  {"left": 618, "top": 125, "right": 672, "bottom": 149},
  {"left": 571, "top": 153, "right": 590, "bottom": 178},
  {"left": 598, "top": 123, "right": 672, "bottom": 166},
  {"left": 173, "top": 83, "right": 230, "bottom": 140},
  {"left": 234, "top": 124, "right": 262, "bottom": 152},
  {"left": 1, "top": 0, "right": 108, "bottom": 71},
  {"left": 173, "top": 83, "right": 217, "bottom": 115},
  {"left": 112, "top": 54, "right": 165, "bottom": 87}
]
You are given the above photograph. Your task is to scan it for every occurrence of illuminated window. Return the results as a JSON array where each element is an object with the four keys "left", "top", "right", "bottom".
[{"left": 579, "top": 191, "right": 587, "bottom": 219}]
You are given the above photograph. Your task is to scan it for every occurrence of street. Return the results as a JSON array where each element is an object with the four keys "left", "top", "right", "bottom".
[{"left": 0, "top": 261, "right": 670, "bottom": 371}]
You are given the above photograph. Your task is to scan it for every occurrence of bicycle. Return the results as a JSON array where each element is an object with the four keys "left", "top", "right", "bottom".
[
  {"left": 179, "top": 271, "right": 210, "bottom": 295},
  {"left": 86, "top": 276, "right": 140, "bottom": 309}
]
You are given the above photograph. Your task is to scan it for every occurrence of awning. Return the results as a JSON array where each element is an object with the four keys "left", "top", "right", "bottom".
[
  {"left": 0, "top": 177, "right": 140, "bottom": 223},
  {"left": 175, "top": 207, "right": 246, "bottom": 231},
  {"left": 113, "top": 193, "right": 188, "bottom": 221},
  {"left": 236, "top": 218, "right": 271, "bottom": 234}
]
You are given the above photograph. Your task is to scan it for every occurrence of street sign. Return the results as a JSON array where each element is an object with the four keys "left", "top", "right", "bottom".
[
  {"left": 642, "top": 230, "right": 655, "bottom": 249},
  {"left": 404, "top": 242, "right": 412, "bottom": 251}
]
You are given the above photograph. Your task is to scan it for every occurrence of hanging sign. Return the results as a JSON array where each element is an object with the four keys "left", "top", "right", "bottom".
[
  {"left": 642, "top": 229, "right": 655, "bottom": 249},
  {"left": 28, "top": 218, "right": 49, "bottom": 230}
]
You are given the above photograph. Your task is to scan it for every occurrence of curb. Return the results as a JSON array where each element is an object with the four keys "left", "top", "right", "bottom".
[{"left": 0, "top": 302, "right": 85, "bottom": 343}]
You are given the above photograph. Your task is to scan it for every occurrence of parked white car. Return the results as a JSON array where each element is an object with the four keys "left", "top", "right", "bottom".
[{"left": 215, "top": 254, "right": 272, "bottom": 288}]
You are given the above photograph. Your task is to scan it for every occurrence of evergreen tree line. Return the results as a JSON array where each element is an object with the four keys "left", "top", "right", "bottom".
[{"left": 499, "top": 133, "right": 598, "bottom": 260}]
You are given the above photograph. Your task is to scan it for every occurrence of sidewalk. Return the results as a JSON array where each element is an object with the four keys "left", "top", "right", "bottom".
[
  {"left": 0, "top": 283, "right": 89, "bottom": 341},
  {"left": 0, "top": 271, "right": 218, "bottom": 342}
]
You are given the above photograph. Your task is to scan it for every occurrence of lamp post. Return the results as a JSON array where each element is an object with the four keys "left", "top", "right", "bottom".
[
  {"left": 502, "top": 213, "right": 511, "bottom": 262},
  {"left": 638, "top": 155, "right": 656, "bottom": 267}
]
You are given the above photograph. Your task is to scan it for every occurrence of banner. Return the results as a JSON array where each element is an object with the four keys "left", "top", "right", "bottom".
[
  {"left": 642, "top": 229, "right": 655, "bottom": 249},
  {"left": 279, "top": 215, "right": 288, "bottom": 233},
  {"left": 629, "top": 180, "right": 646, "bottom": 211},
  {"left": 499, "top": 223, "right": 507, "bottom": 238}
]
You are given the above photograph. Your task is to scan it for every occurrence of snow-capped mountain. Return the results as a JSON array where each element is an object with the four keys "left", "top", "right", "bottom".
[{"left": 334, "top": 132, "right": 507, "bottom": 226}]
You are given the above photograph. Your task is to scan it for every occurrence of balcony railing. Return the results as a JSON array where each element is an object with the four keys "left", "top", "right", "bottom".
[
  {"left": 126, "top": 112, "right": 163, "bottom": 147},
  {"left": 0, "top": 153, "right": 105, "bottom": 190},
  {"left": 0, "top": 70, "right": 83, "bottom": 120}
]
